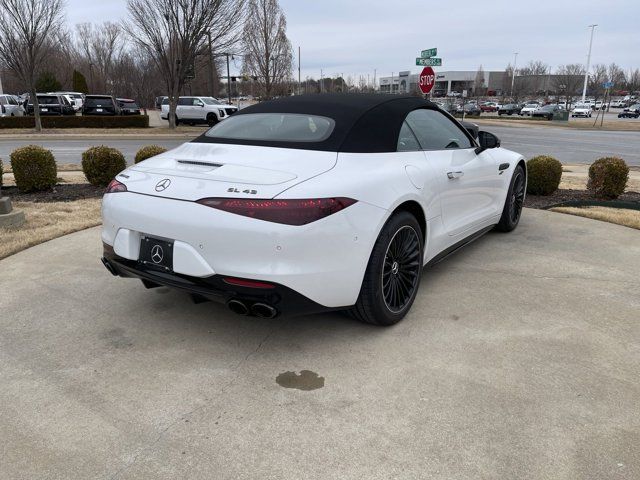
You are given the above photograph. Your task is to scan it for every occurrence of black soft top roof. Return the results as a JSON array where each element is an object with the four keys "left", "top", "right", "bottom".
[{"left": 192, "top": 94, "right": 441, "bottom": 153}]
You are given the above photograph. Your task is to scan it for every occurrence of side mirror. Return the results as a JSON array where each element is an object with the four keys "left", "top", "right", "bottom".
[{"left": 476, "top": 131, "right": 500, "bottom": 153}]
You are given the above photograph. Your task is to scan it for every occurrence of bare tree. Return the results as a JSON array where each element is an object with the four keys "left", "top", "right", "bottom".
[
  {"left": 76, "top": 22, "right": 123, "bottom": 93},
  {"left": 589, "top": 64, "right": 608, "bottom": 100},
  {"left": 626, "top": 68, "right": 640, "bottom": 94},
  {"left": 242, "top": 0, "right": 293, "bottom": 100},
  {"left": 607, "top": 63, "right": 626, "bottom": 89},
  {"left": 125, "top": 0, "right": 245, "bottom": 129},
  {"left": 0, "top": 0, "right": 65, "bottom": 131},
  {"left": 554, "top": 64, "right": 585, "bottom": 107}
]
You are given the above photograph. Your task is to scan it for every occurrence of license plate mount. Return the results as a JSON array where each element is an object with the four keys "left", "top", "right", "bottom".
[{"left": 139, "top": 236, "right": 174, "bottom": 271}]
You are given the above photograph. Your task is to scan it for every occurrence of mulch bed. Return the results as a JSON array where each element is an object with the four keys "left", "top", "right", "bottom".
[
  {"left": 525, "top": 189, "right": 640, "bottom": 209},
  {"left": 1, "top": 184, "right": 105, "bottom": 202}
]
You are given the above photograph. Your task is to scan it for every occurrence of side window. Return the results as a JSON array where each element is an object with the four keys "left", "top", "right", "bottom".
[
  {"left": 193, "top": 98, "right": 204, "bottom": 107},
  {"left": 405, "top": 109, "right": 473, "bottom": 150},
  {"left": 0, "top": 97, "right": 7, "bottom": 106},
  {"left": 177, "top": 97, "right": 191, "bottom": 106},
  {"left": 397, "top": 121, "right": 421, "bottom": 152}
]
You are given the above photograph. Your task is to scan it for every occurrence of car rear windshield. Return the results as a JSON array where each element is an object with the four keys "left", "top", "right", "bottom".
[
  {"left": 205, "top": 113, "right": 335, "bottom": 143},
  {"left": 121, "top": 102, "right": 139, "bottom": 108},
  {"left": 85, "top": 97, "right": 112, "bottom": 107},
  {"left": 38, "top": 96, "right": 59, "bottom": 104}
]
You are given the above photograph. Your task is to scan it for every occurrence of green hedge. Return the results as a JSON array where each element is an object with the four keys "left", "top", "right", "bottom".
[
  {"left": 10, "top": 145, "right": 57, "bottom": 192},
  {"left": 135, "top": 145, "right": 168, "bottom": 163},
  {"left": 0, "top": 115, "right": 150, "bottom": 129},
  {"left": 526, "top": 156, "right": 563, "bottom": 196},
  {"left": 82, "top": 146, "right": 126, "bottom": 187},
  {"left": 588, "top": 157, "right": 629, "bottom": 199}
]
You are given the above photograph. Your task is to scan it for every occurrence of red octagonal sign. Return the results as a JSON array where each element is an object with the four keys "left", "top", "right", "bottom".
[{"left": 419, "top": 67, "right": 436, "bottom": 95}]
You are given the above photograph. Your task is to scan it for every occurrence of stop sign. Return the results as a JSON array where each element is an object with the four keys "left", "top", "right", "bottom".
[{"left": 419, "top": 67, "right": 436, "bottom": 95}]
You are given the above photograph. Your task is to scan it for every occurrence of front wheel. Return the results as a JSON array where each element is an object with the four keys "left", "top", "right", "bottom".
[
  {"left": 207, "top": 113, "right": 219, "bottom": 127},
  {"left": 496, "top": 164, "right": 525, "bottom": 232},
  {"left": 349, "top": 211, "right": 423, "bottom": 326}
]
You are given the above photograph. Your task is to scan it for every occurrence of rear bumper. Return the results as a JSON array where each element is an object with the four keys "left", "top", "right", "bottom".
[
  {"left": 102, "top": 243, "right": 332, "bottom": 317},
  {"left": 102, "top": 191, "right": 387, "bottom": 308}
]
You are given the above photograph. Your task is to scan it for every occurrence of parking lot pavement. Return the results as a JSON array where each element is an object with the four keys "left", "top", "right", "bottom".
[{"left": 1, "top": 209, "right": 639, "bottom": 479}]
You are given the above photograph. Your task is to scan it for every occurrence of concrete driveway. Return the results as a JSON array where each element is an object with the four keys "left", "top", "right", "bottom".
[{"left": 1, "top": 209, "right": 639, "bottom": 479}]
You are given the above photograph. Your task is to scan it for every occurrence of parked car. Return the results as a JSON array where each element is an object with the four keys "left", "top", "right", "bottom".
[
  {"left": 480, "top": 102, "right": 498, "bottom": 112},
  {"left": 160, "top": 96, "right": 238, "bottom": 126},
  {"left": 610, "top": 100, "right": 626, "bottom": 108},
  {"left": 456, "top": 103, "right": 481, "bottom": 116},
  {"left": 571, "top": 104, "right": 593, "bottom": 118},
  {"left": 0, "top": 94, "right": 25, "bottom": 117},
  {"left": 101, "top": 94, "right": 526, "bottom": 325},
  {"left": 117, "top": 98, "right": 142, "bottom": 115},
  {"left": 155, "top": 96, "right": 167, "bottom": 110},
  {"left": 82, "top": 95, "right": 120, "bottom": 115},
  {"left": 51, "top": 91, "right": 84, "bottom": 111},
  {"left": 498, "top": 104, "right": 521, "bottom": 115},
  {"left": 519, "top": 103, "right": 540, "bottom": 116},
  {"left": 618, "top": 104, "right": 640, "bottom": 118},
  {"left": 26, "top": 94, "right": 75, "bottom": 116},
  {"left": 532, "top": 104, "right": 562, "bottom": 120}
]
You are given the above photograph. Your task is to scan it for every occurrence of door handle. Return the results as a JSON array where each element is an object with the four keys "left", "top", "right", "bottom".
[{"left": 447, "top": 171, "right": 464, "bottom": 179}]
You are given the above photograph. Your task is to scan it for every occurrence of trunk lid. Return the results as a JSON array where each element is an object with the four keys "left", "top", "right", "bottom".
[{"left": 123, "top": 142, "right": 337, "bottom": 200}]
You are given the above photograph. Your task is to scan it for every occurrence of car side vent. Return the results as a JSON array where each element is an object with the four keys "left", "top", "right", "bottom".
[{"left": 177, "top": 160, "right": 223, "bottom": 167}]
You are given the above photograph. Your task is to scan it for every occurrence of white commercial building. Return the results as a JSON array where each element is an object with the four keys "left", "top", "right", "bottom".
[{"left": 379, "top": 70, "right": 506, "bottom": 96}]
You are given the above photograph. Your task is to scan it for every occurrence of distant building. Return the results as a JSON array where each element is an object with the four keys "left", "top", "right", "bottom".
[
  {"left": 378, "top": 70, "right": 585, "bottom": 98},
  {"left": 379, "top": 70, "right": 507, "bottom": 96}
]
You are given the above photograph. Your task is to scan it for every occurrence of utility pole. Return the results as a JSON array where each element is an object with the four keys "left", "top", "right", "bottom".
[
  {"left": 298, "top": 46, "right": 301, "bottom": 95},
  {"left": 510, "top": 52, "right": 518, "bottom": 98},
  {"left": 582, "top": 24, "right": 597, "bottom": 103}
]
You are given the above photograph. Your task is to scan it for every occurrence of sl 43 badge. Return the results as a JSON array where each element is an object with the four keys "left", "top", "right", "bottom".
[{"left": 228, "top": 187, "right": 257, "bottom": 195}]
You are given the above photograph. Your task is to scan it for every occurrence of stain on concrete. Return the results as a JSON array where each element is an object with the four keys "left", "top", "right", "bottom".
[
  {"left": 101, "top": 328, "right": 133, "bottom": 349},
  {"left": 276, "top": 370, "right": 324, "bottom": 391},
  {"left": 451, "top": 314, "right": 460, "bottom": 321}
]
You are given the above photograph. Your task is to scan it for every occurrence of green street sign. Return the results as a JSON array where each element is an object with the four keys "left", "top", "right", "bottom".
[
  {"left": 421, "top": 48, "right": 437, "bottom": 58},
  {"left": 416, "top": 57, "right": 442, "bottom": 67}
]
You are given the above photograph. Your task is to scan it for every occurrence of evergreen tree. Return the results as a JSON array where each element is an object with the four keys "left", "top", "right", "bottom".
[
  {"left": 72, "top": 69, "right": 89, "bottom": 93},
  {"left": 35, "top": 71, "right": 62, "bottom": 92}
]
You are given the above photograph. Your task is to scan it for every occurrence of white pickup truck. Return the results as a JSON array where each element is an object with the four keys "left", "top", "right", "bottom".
[{"left": 161, "top": 96, "right": 238, "bottom": 126}]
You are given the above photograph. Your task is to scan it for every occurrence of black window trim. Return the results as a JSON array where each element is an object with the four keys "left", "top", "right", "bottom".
[{"left": 402, "top": 107, "right": 478, "bottom": 152}]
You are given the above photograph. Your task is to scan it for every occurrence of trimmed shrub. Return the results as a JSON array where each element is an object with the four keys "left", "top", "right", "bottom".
[
  {"left": 10, "top": 145, "right": 57, "bottom": 192},
  {"left": 587, "top": 157, "right": 629, "bottom": 199},
  {"left": 82, "top": 146, "right": 126, "bottom": 187},
  {"left": 135, "top": 145, "right": 168, "bottom": 164},
  {"left": 0, "top": 115, "right": 150, "bottom": 129},
  {"left": 526, "top": 155, "right": 563, "bottom": 196}
]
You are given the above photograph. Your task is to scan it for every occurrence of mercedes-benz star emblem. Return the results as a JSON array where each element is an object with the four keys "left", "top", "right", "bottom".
[
  {"left": 155, "top": 179, "right": 171, "bottom": 192},
  {"left": 150, "top": 245, "right": 164, "bottom": 264}
]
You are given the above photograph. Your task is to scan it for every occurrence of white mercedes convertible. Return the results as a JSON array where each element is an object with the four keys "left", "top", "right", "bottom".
[{"left": 101, "top": 94, "right": 526, "bottom": 325}]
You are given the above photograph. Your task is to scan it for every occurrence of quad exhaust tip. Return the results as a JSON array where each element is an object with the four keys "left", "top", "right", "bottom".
[
  {"left": 227, "top": 299, "right": 278, "bottom": 318},
  {"left": 252, "top": 303, "right": 278, "bottom": 319},
  {"left": 227, "top": 299, "right": 250, "bottom": 316}
]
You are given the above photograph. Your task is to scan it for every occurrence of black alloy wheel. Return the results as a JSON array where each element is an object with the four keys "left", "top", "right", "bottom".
[
  {"left": 349, "top": 211, "right": 424, "bottom": 326},
  {"left": 496, "top": 164, "right": 526, "bottom": 232},
  {"left": 381, "top": 226, "right": 422, "bottom": 314}
]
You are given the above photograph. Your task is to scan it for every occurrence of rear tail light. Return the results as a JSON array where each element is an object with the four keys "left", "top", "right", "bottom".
[
  {"left": 196, "top": 197, "right": 357, "bottom": 225},
  {"left": 105, "top": 179, "right": 127, "bottom": 194}
]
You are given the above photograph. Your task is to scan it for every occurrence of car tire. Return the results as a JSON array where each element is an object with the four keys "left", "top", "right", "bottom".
[
  {"left": 349, "top": 211, "right": 423, "bottom": 326},
  {"left": 496, "top": 164, "right": 525, "bottom": 233},
  {"left": 207, "top": 113, "right": 218, "bottom": 127},
  {"left": 174, "top": 116, "right": 180, "bottom": 126}
]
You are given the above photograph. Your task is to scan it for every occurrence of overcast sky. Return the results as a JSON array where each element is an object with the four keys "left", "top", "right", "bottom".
[{"left": 66, "top": 0, "right": 638, "bottom": 81}]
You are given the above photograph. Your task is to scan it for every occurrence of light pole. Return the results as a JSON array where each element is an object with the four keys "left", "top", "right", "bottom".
[
  {"left": 581, "top": 24, "right": 597, "bottom": 103},
  {"left": 510, "top": 52, "right": 518, "bottom": 98}
]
